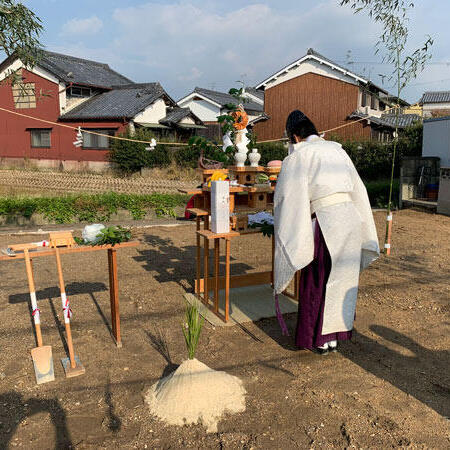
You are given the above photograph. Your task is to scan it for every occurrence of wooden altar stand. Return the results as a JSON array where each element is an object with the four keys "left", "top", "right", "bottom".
[
  {"left": 182, "top": 167, "right": 301, "bottom": 323},
  {"left": 0, "top": 241, "right": 138, "bottom": 347}
]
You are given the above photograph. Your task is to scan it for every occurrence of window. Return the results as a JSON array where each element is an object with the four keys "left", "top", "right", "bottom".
[
  {"left": 379, "top": 102, "right": 386, "bottom": 111},
  {"left": 82, "top": 129, "right": 115, "bottom": 149},
  {"left": 68, "top": 86, "right": 92, "bottom": 97},
  {"left": 361, "top": 92, "right": 367, "bottom": 107},
  {"left": 30, "top": 129, "right": 51, "bottom": 148},
  {"left": 12, "top": 82, "right": 36, "bottom": 109},
  {"left": 371, "top": 95, "right": 377, "bottom": 110}
]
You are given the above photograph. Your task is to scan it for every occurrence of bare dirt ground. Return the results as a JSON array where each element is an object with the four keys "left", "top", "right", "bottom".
[{"left": 0, "top": 210, "right": 448, "bottom": 449}]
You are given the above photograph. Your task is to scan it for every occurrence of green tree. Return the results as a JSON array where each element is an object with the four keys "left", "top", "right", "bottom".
[{"left": 340, "top": 0, "right": 432, "bottom": 254}]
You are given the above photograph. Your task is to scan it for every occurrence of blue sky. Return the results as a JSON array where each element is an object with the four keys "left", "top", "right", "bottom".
[{"left": 14, "top": 0, "right": 450, "bottom": 102}]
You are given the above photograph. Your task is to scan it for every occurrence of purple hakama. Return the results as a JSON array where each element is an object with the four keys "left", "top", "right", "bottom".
[{"left": 295, "top": 220, "right": 353, "bottom": 350}]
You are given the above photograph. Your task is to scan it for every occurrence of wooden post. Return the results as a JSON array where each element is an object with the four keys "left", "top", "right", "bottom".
[
  {"left": 294, "top": 271, "right": 301, "bottom": 300},
  {"left": 214, "top": 238, "right": 220, "bottom": 313},
  {"left": 203, "top": 236, "right": 209, "bottom": 304},
  {"left": 24, "top": 251, "right": 43, "bottom": 347},
  {"left": 271, "top": 234, "right": 275, "bottom": 286},
  {"left": 225, "top": 238, "right": 231, "bottom": 322},
  {"left": 196, "top": 217, "right": 201, "bottom": 293},
  {"left": 108, "top": 249, "right": 121, "bottom": 347}
]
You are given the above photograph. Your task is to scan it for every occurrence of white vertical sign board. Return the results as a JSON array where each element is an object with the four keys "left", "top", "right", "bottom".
[{"left": 211, "top": 180, "right": 230, "bottom": 234}]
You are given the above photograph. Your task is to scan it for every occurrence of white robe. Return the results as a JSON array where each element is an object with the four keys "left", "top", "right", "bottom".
[{"left": 274, "top": 137, "right": 379, "bottom": 334}]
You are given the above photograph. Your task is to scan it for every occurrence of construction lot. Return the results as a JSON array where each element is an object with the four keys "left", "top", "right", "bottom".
[{"left": 0, "top": 210, "right": 449, "bottom": 448}]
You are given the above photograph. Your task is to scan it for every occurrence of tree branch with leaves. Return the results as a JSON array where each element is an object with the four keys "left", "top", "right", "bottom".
[
  {"left": 0, "top": 0, "right": 43, "bottom": 66},
  {"left": 340, "top": 0, "right": 433, "bottom": 255},
  {"left": 0, "top": 0, "right": 43, "bottom": 97}
]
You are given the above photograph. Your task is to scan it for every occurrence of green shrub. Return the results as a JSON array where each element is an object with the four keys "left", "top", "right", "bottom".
[
  {"left": 331, "top": 123, "right": 423, "bottom": 181},
  {"left": 176, "top": 137, "right": 233, "bottom": 168},
  {"left": 146, "top": 145, "right": 172, "bottom": 168},
  {"left": 0, "top": 192, "right": 189, "bottom": 224},
  {"left": 109, "top": 129, "right": 155, "bottom": 173},
  {"left": 365, "top": 179, "right": 400, "bottom": 208},
  {"left": 257, "top": 141, "right": 288, "bottom": 165}
]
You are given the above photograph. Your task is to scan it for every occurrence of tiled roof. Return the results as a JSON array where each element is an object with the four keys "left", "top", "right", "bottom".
[
  {"left": 160, "top": 107, "right": 192, "bottom": 124},
  {"left": 256, "top": 48, "right": 389, "bottom": 94},
  {"left": 349, "top": 111, "right": 422, "bottom": 129},
  {"left": 159, "top": 107, "right": 204, "bottom": 126},
  {"left": 245, "top": 87, "right": 264, "bottom": 102},
  {"left": 60, "top": 83, "right": 173, "bottom": 120},
  {"left": 39, "top": 50, "right": 132, "bottom": 88},
  {"left": 379, "top": 113, "right": 422, "bottom": 128},
  {"left": 193, "top": 87, "right": 264, "bottom": 113},
  {"left": 420, "top": 91, "right": 450, "bottom": 104}
]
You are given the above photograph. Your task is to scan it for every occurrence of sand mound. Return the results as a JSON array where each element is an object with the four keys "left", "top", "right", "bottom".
[{"left": 144, "top": 358, "right": 246, "bottom": 432}]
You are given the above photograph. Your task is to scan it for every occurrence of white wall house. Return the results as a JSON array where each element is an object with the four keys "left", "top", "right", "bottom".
[
  {"left": 178, "top": 87, "right": 264, "bottom": 124},
  {"left": 178, "top": 95, "right": 221, "bottom": 122},
  {"left": 134, "top": 98, "right": 168, "bottom": 125}
]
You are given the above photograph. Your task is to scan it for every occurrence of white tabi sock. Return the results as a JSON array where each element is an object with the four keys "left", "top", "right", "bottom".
[
  {"left": 317, "top": 343, "right": 329, "bottom": 350},
  {"left": 327, "top": 340, "right": 337, "bottom": 349}
]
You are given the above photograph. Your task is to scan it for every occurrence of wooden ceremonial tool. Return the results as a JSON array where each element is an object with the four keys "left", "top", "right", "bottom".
[
  {"left": 49, "top": 232, "right": 85, "bottom": 378},
  {"left": 23, "top": 247, "right": 55, "bottom": 384},
  {"left": 2, "top": 240, "right": 50, "bottom": 257}
]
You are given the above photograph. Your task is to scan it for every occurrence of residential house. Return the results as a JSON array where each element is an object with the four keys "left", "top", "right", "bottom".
[
  {"left": 253, "top": 48, "right": 420, "bottom": 142},
  {"left": 0, "top": 51, "right": 203, "bottom": 171},
  {"left": 420, "top": 91, "right": 450, "bottom": 118},
  {"left": 177, "top": 86, "right": 265, "bottom": 139}
]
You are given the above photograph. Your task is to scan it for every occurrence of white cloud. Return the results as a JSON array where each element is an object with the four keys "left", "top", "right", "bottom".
[
  {"left": 62, "top": 16, "right": 103, "bottom": 36},
  {"left": 178, "top": 66, "right": 203, "bottom": 81},
  {"left": 110, "top": 1, "right": 380, "bottom": 98}
]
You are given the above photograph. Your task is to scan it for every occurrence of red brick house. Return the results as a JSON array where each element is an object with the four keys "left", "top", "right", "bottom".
[
  {"left": 254, "top": 48, "right": 420, "bottom": 142},
  {"left": 0, "top": 51, "right": 203, "bottom": 171}
]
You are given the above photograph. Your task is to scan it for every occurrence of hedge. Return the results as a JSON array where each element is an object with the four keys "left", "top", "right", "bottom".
[
  {"left": 365, "top": 179, "right": 399, "bottom": 208},
  {"left": 109, "top": 124, "right": 422, "bottom": 184},
  {"left": 0, "top": 192, "right": 189, "bottom": 224}
]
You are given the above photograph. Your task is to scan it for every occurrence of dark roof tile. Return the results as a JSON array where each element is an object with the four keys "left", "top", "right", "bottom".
[
  {"left": 60, "top": 83, "right": 172, "bottom": 120},
  {"left": 194, "top": 87, "right": 263, "bottom": 113},
  {"left": 420, "top": 91, "right": 450, "bottom": 104},
  {"left": 349, "top": 111, "right": 421, "bottom": 129},
  {"left": 39, "top": 50, "right": 132, "bottom": 88}
]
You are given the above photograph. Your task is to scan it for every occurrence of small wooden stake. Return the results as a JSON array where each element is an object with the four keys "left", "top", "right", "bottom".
[
  {"left": 203, "top": 236, "right": 209, "bottom": 304},
  {"left": 225, "top": 239, "right": 231, "bottom": 322},
  {"left": 214, "top": 238, "right": 220, "bottom": 313},
  {"left": 108, "top": 249, "right": 121, "bottom": 347},
  {"left": 196, "top": 217, "right": 201, "bottom": 294}
]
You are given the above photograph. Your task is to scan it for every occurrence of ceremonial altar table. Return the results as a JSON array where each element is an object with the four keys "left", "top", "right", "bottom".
[
  {"left": 0, "top": 241, "right": 139, "bottom": 347},
  {"left": 180, "top": 166, "right": 299, "bottom": 323}
]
